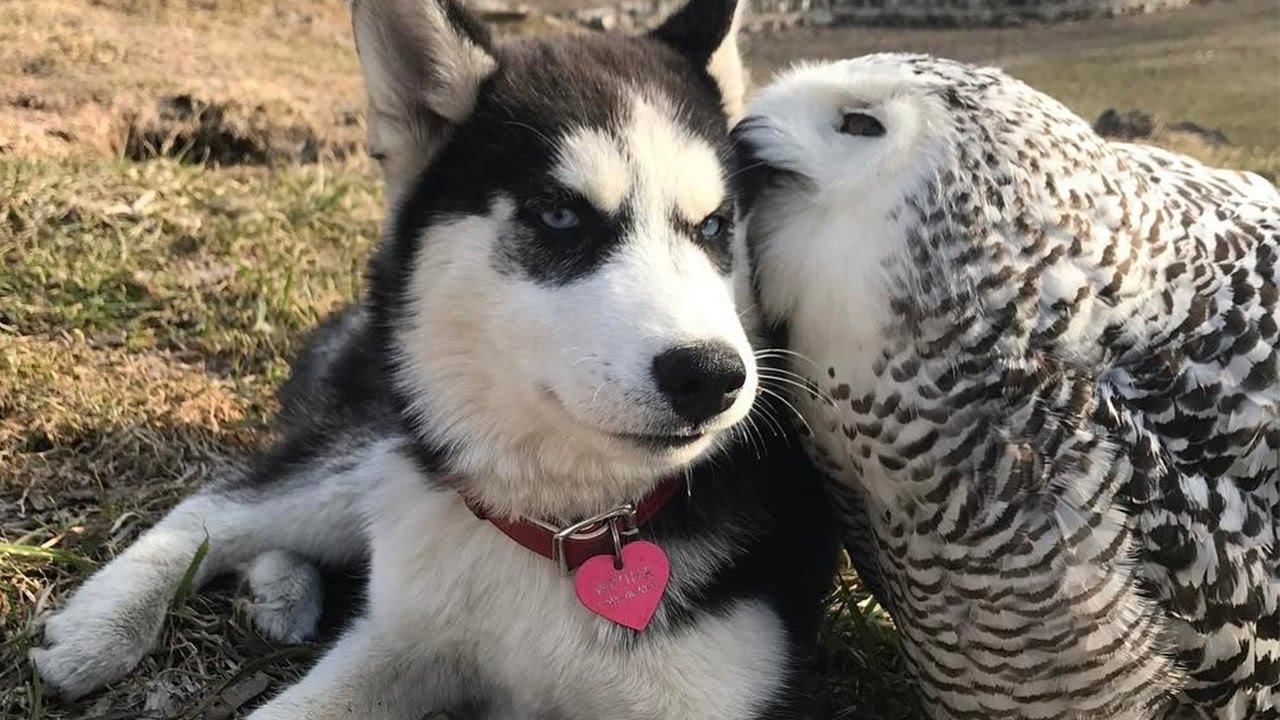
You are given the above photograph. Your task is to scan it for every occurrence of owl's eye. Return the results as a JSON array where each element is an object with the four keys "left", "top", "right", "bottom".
[
  {"left": 539, "top": 207, "right": 580, "bottom": 230},
  {"left": 698, "top": 214, "right": 727, "bottom": 240},
  {"left": 839, "top": 112, "right": 885, "bottom": 138}
]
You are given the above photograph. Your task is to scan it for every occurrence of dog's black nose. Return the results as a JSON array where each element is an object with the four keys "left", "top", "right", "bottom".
[{"left": 652, "top": 342, "right": 747, "bottom": 424}]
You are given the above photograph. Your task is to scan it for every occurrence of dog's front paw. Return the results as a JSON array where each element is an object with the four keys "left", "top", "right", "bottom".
[{"left": 30, "top": 583, "right": 168, "bottom": 699}]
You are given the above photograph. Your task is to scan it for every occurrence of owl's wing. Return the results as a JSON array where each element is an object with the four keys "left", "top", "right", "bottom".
[
  {"left": 1113, "top": 142, "right": 1279, "bottom": 206},
  {"left": 1103, "top": 153, "right": 1279, "bottom": 716}
]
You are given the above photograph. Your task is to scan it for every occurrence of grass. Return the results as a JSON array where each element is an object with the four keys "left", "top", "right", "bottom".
[
  {"left": 1, "top": 0, "right": 1277, "bottom": 718},
  {"left": 0, "top": 156, "right": 382, "bottom": 719},
  {"left": 2, "top": 158, "right": 379, "bottom": 378},
  {"left": 816, "top": 572, "right": 921, "bottom": 720}
]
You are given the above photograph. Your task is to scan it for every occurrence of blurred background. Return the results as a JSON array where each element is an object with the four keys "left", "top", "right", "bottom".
[{"left": 1, "top": 0, "right": 1277, "bottom": 717}]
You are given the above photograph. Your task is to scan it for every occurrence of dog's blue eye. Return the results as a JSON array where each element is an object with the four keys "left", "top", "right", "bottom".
[
  {"left": 540, "top": 207, "right": 580, "bottom": 230},
  {"left": 698, "top": 214, "right": 726, "bottom": 239}
]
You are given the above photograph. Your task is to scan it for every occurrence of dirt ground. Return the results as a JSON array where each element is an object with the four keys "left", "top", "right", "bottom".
[
  {"left": 1, "top": 0, "right": 1277, "bottom": 718},
  {"left": 0, "top": 0, "right": 580, "bottom": 164}
]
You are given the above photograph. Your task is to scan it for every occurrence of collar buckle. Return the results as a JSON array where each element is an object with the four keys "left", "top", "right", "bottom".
[{"left": 551, "top": 504, "right": 639, "bottom": 574}]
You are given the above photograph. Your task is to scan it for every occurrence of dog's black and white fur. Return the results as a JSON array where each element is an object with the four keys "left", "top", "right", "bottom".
[{"left": 31, "top": 0, "right": 838, "bottom": 716}]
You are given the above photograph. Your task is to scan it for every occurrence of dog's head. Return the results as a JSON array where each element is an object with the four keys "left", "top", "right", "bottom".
[{"left": 355, "top": 0, "right": 756, "bottom": 519}]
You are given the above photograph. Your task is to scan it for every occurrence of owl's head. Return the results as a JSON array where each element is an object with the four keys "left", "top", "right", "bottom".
[
  {"left": 734, "top": 53, "right": 1112, "bottom": 334},
  {"left": 736, "top": 55, "right": 961, "bottom": 215}
]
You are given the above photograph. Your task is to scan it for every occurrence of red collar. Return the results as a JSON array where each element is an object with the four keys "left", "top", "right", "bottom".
[{"left": 461, "top": 478, "right": 684, "bottom": 572}]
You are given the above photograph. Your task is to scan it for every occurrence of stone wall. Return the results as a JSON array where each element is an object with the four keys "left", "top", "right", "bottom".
[
  {"left": 755, "top": 0, "right": 1197, "bottom": 28},
  {"left": 556, "top": 0, "right": 1198, "bottom": 31},
  {"left": 559, "top": 0, "right": 680, "bottom": 31}
]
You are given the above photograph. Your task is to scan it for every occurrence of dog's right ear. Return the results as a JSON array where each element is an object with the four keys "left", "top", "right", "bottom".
[{"left": 353, "top": 0, "right": 496, "bottom": 200}]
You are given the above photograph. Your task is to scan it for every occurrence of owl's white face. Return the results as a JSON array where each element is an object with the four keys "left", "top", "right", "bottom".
[
  {"left": 736, "top": 56, "right": 958, "bottom": 218},
  {"left": 736, "top": 57, "right": 959, "bottom": 388}
]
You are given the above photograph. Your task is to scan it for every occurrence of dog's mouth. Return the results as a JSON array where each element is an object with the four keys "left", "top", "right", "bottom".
[
  {"left": 539, "top": 386, "right": 718, "bottom": 453},
  {"left": 613, "top": 430, "right": 708, "bottom": 450}
]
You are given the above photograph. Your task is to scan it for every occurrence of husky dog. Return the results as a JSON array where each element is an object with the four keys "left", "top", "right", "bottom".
[{"left": 31, "top": 0, "right": 839, "bottom": 717}]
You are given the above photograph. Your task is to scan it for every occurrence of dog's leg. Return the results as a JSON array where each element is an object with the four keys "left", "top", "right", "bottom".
[
  {"left": 31, "top": 439, "right": 398, "bottom": 699},
  {"left": 248, "top": 616, "right": 457, "bottom": 720},
  {"left": 33, "top": 490, "right": 257, "bottom": 699}
]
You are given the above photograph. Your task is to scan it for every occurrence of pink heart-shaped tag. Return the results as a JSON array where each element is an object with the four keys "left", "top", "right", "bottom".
[{"left": 574, "top": 540, "right": 670, "bottom": 631}]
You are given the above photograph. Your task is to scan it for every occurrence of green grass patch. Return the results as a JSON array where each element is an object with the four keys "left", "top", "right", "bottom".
[
  {"left": 170, "top": 534, "right": 209, "bottom": 611},
  {"left": 1, "top": 157, "right": 382, "bottom": 380}
]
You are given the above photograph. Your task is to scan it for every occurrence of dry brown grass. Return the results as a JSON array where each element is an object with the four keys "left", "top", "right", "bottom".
[
  {"left": 0, "top": 333, "right": 284, "bottom": 719},
  {"left": 1, "top": 153, "right": 382, "bottom": 719}
]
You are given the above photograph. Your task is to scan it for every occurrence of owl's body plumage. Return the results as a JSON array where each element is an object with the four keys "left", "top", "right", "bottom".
[{"left": 741, "top": 55, "right": 1279, "bottom": 719}]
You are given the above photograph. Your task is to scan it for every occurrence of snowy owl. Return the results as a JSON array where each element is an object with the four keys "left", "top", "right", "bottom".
[{"left": 736, "top": 54, "right": 1279, "bottom": 719}]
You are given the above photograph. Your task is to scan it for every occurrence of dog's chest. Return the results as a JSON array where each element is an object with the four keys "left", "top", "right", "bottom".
[{"left": 366, "top": 466, "right": 787, "bottom": 719}]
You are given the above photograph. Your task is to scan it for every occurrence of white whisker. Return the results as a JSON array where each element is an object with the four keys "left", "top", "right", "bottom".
[
  {"left": 589, "top": 379, "right": 610, "bottom": 408},
  {"left": 504, "top": 120, "right": 559, "bottom": 149},
  {"left": 758, "top": 372, "right": 833, "bottom": 406},
  {"left": 753, "top": 347, "right": 822, "bottom": 369},
  {"left": 723, "top": 159, "right": 772, "bottom": 183},
  {"left": 740, "top": 415, "right": 765, "bottom": 460},
  {"left": 755, "top": 366, "right": 815, "bottom": 386},
  {"left": 758, "top": 386, "right": 813, "bottom": 437},
  {"left": 751, "top": 400, "right": 787, "bottom": 438}
]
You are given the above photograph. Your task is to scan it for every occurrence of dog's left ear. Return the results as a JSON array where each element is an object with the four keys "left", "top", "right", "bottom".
[
  {"left": 651, "top": 0, "right": 747, "bottom": 122},
  {"left": 352, "top": 0, "right": 497, "bottom": 203}
]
